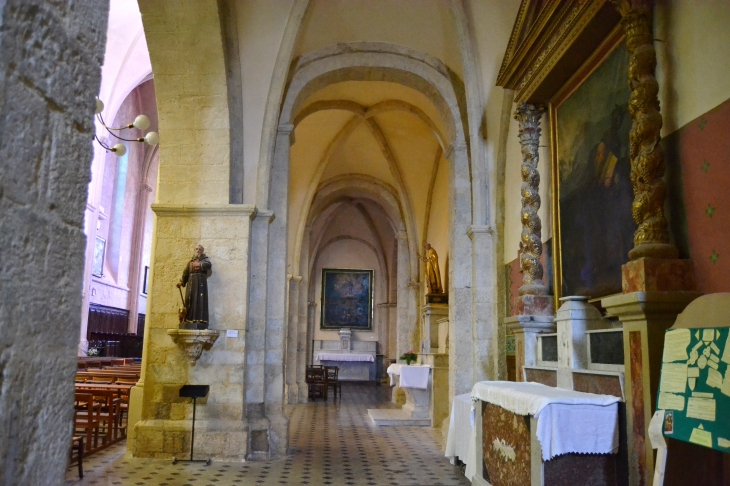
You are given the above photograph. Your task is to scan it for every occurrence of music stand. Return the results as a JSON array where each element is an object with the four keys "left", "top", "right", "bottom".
[{"left": 172, "top": 385, "right": 211, "bottom": 465}]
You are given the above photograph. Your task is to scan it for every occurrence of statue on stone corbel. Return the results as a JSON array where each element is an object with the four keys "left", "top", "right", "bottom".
[
  {"left": 176, "top": 243, "right": 212, "bottom": 330},
  {"left": 419, "top": 243, "right": 447, "bottom": 304}
]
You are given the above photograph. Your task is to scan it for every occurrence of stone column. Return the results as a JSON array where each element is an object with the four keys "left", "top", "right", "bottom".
[
  {"left": 126, "top": 182, "right": 153, "bottom": 333},
  {"left": 245, "top": 210, "right": 273, "bottom": 459},
  {"left": 262, "top": 124, "right": 295, "bottom": 457},
  {"left": 286, "top": 275, "right": 302, "bottom": 403},
  {"left": 601, "top": 4, "right": 701, "bottom": 484},
  {"left": 78, "top": 143, "right": 109, "bottom": 354},
  {"left": 396, "top": 231, "right": 411, "bottom": 359},
  {"left": 377, "top": 302, "right": 390, "bottom": 357},
  {"left": 445, "top": 141, "right": 475, "bottom": 402},
  {"left": 296, "top": 226, "right": 312, "bottom": 402},
  {"left": 468, "top": 224, "right": 499, "bottom": 382},
  {"left": 506, "top": 103, "right": 555, "bottom": 381}
]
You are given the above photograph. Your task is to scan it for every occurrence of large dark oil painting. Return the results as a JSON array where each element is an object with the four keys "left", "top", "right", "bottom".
[
  {"left": 320, "top": 269, "right": 373, "bottom": 330},
  {"left": 553, "top": 40, "right": 635, "bottom": 299}
]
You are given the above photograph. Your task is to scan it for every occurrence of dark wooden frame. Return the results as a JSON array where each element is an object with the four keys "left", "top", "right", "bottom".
[{"left": 320, "top": 268, "right": 373, "bottom": 331}]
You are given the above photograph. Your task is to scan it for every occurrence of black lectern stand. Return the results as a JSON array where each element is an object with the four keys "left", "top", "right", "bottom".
[{"left": 173, "top": 385, "right": 211, "bottom": 465}]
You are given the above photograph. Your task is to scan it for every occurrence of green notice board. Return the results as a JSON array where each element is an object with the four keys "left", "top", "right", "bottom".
[{"left": 656, "top": 327, "right": 730, "bottom": 452}]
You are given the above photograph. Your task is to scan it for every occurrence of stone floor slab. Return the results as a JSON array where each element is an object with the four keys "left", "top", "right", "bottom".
[{"left": 65, "top": 383, "right": 468, "bottom": 485}]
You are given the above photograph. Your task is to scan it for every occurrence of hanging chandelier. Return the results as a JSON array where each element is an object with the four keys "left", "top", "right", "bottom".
[{"left": 94, "top": 98, "right": 159, "bottom": 156}]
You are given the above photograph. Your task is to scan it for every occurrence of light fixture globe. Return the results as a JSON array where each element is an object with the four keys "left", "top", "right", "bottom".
[
  {"left": 144, "top": 132, "right": 159, "bottom": 146},
  {"left": 133, "top": 114, "right": 150, "bottom": 131},
  {"left": 95, "top": 98, "right": 104, "bottom": 115},
  {"left": 112, "top": 143, "right": 126, "bottom": 156}
]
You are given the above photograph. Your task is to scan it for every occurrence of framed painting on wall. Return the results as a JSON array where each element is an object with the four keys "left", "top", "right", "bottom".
[
  {"left": 92, "top": 236, "right": 106, "bottom": 278},
  {"left": 550, "top": 27, "right": 636, "bottom": 300},
  {"left": 320, "top": 268, "right": 373, "bottom": 331}
]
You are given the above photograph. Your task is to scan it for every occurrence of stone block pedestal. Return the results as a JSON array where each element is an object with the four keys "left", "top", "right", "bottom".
[
  {"left": 601, "top": 290, "right": 700, "bottom": 486},
  {"left": 421, "top": 303, "right": 448, "bottom": 353},
  {"left": 505, "top": 315, "right": 555, "bottom": 381}
]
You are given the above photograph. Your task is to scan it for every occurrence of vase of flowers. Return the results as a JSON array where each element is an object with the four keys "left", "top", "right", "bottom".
[{"left": 400, "top": 350, "right": 417, "bottom": 366}]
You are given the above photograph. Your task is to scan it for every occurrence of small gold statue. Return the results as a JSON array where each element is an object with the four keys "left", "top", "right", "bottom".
[{"left": 419, "top": 243, "right": 443, "bottom": 295}]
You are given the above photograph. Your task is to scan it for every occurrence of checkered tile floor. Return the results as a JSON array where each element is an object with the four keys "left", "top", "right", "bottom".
[{"left": 65, "top": 383, "right": 468, "bottom": 485}]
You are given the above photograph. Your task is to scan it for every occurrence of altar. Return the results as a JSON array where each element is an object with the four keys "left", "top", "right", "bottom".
[
  {"left": 453, "top": 381, "right": 621, "bottom": 486},
  {"left": 311, "top": 328, "right": 377, "bottom": 381},
  {"left": 367, "top": 363, "right": 433, "bottom": 426}
]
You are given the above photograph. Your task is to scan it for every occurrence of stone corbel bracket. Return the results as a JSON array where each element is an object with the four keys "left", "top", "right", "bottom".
[{"left": 167, "top": 329, "right": 220, "bottom": 364}]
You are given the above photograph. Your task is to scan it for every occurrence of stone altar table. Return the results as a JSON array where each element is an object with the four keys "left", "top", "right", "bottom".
[
  {"left": 312, "top": 331, "right": 377, "bottom": 381},
  {"left": 368, "top": 363, "right": 432, "bottom": 426},
  {"left": 461, "top": 381, "right": 621, "bottom": 486}
]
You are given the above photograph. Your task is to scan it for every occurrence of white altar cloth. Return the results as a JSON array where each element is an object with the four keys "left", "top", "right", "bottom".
[
  {"left": 386, "top": 364, "right": 431, "bottom": 389},
  {"left": 469, "top": 381, "right": 619, "bottom": 465},
  {"left": 317, "top": 353, "right": 374, "bottom": 362},
  {"left": 444, "top": 393, "right": 472, "bottom": 464}
]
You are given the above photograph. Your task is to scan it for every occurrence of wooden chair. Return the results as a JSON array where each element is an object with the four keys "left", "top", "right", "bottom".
[
  {"left": 73, "top": 393, "right": 99, "bottom": 453},
  {"left": 306, "top": 367, "right": 327, "bottom": 401},
  {"left": 324, "top": 366, "right": 341, "bottom": 399},
  {"left": 75, "top": 389, "right": 121, "bottom": 448},
  {"left": 69, "top": 436, "right": 83, "bottom": 478}
]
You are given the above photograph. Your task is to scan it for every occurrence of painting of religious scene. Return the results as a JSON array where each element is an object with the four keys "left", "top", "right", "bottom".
[
  {"left": 320, "top": 269, "right": 373, "bottom": 330},
  {"left": 554, "top": 41, "right": 635, "bottom": 298}
]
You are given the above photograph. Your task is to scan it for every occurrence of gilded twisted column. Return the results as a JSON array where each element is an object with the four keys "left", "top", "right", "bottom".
[
  {"left": 617, "top": 0, "right": 678, "bottom": 260},
  {"left": 514, "top": 103, "right": 547, "bottom": 295}
]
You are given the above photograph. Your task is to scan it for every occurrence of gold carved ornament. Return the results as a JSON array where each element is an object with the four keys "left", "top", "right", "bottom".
[
  {"left": 514, "top": 103, "right": 548, "bottom": 295},
  {"left": 616, "top": 0, "right": 678, "bottom": 260}
]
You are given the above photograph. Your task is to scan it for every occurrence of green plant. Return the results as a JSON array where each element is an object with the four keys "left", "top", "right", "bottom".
[{"left": 400, "top": 349, "right": 417, "bottom": 365}]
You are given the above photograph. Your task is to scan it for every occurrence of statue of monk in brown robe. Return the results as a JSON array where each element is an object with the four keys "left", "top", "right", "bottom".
[{"left": 176, "top": 244, "right": 212, "bottom": 328}]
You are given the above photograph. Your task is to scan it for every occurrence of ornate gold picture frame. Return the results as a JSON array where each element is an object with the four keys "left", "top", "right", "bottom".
[{"left": 550, "top": 27, "right": 636, "bottom": 300}]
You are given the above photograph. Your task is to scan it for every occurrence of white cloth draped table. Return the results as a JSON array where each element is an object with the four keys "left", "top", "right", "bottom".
[
  {"left": 317, "top": 353, "right": 374, "bottom": 362},
  {"left": 386, "top": 363, "right": 431, "bottom": 389},
  {"left": 445, "top": 393, "right": 472, "bottom": 464},
  {"left": 469, "top": 381, "right": 620, "bottom": 463}
]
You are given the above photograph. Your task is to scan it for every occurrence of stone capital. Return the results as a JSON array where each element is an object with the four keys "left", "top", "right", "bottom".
[
  {"left": 444, "top": 140, "right": 467, "bottom": 160},
  {"left": 254, "top": 209, "right": 275, "bottom": 224},
  {"left": 513, "top": 102, "right": 545, "bottom": 132},
  {"left": 467, "top": 224, "right": 495, "bottom": 241},
  {"left": 278, "top": 123, "right": 296, "bottom": 146}
]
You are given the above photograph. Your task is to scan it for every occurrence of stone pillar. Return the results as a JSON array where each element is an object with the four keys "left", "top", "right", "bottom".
[
  {"left": 601, "top": 291, "right": 699, "bottom": 486},
  {"left": 377, "top": 302, "right": 390, "bottom": 358},
  {"left": 286, "top": 275, "right": 301, "bottom": 403},
  {"left": 396, "top": 231, "right": 411, "bottom": 358},
  {"left": 245, "top": 210, "right": 273, "bottom": 459},
  {"left": 79, "top": 143, "right": 109, "bottom": 354},
  {"left": 387, "top": 302, "right": 398, "bottom": 359},
  {"left": 445, "top": 141, "right": 475, "bottom": 403},
  {"left": 468, "top": 224, "right": 499, "bottom": 382},
  {"left": 129, "top": 204, "right": 256, "bottom": 461},
  {"left": 506, "top": 103, "right": 555, "bottom": 381},
  {"left": 126, "top": 182, "right": 153, "bottom": 333},
  {"left": 296, "top": 227, "right": 312, "bottom": 402},
  {"left": 262, "top": 123, "right": 295, "bottom": 458}
]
